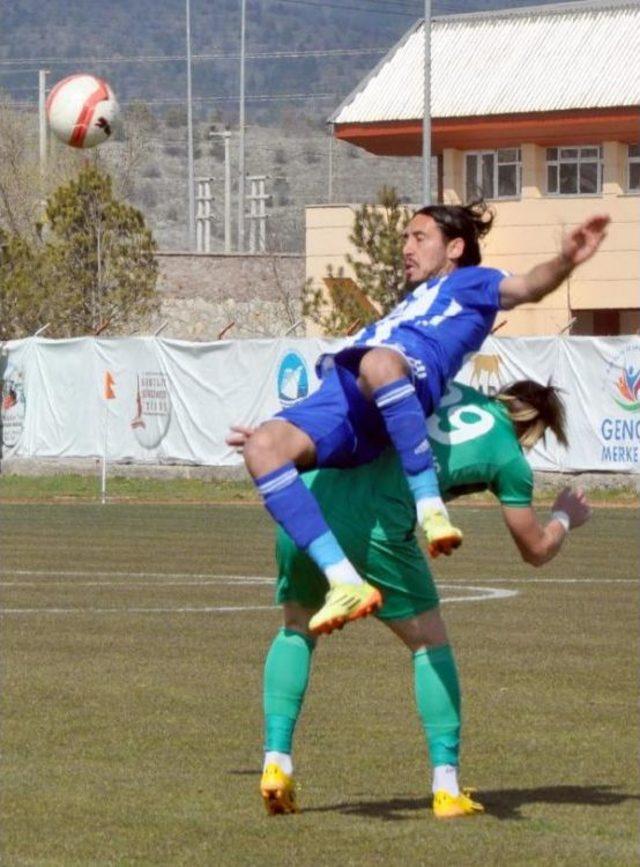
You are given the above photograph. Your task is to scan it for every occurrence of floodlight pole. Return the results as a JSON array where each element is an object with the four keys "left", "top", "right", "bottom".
[
  {"left": 238, "top": 0, "right": 247, "bottom": 252},
  {"left": 328, "top": 124, "right": 334, "bottom": 203},
  {"left": 186, "top": 0, "right": 196, "bottom": 250},
  {"left": 222, "top": 131, "right": 232, "bottom": 252},
  {"left": 101, "top": 405, "right": 109, "bottom": 505},
  {"left": 422, "top": 0, "right": 432, "bottom": 205}
]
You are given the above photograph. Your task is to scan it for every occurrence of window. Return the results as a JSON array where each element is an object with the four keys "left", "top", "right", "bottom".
[
  {"left": 546, "top": 146, "right": 602, "bottom": 195},
  {"left": 465, "top": 148, "right": 521, "bottom": 201},
  {"left": 572, "top": 310, "right": 622, "bottom": 336},
  {"left": 628, "top": 144, "right": 640, "bottom": 192}
]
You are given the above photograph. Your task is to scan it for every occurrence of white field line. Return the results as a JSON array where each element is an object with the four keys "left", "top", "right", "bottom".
[
  {"left": 0, "top": 605, "right": 278, "bottom": 615},
  {"left": 0, "top": 570, "right": 271, "bottom": 582},
  {"left": 0, "top": 576, "right": 519, "bottom": 614},
  {"left": 439, "top": 577, "right": 637, "bottom": 584},
  {"left": 0, "top": 579, "right": 273, "bottom": 587},
  {"left": 0, "top": 596, "right": 511, "bottom": 614},
  {"left": 0, "top": 572, "right": 635, "bottom": 615},
  {"left": 0, "top": 570, "right": 636, "bottom": 585},
  {"left": 438, "top": 584, "right": 518, "bottom": 603}
]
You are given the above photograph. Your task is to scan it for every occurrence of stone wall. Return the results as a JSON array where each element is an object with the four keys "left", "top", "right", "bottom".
[{"left": 152, "top": 252, "right": 306, "bottom": 341}]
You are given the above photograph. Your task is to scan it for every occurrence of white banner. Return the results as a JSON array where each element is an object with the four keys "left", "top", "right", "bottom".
[{"left": 1, "top": 335, "right": 638, "bottom": 472}]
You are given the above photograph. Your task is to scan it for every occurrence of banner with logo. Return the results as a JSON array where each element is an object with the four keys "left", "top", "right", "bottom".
[
  {"left": 0, "top": 339, "right": 32, "bottom": 457},
  {"left": 558, "top": 338, "right": 640, "bottom": 471},
  {"left": 0, "top": 335, "right": 638, "bottom": 472},
  {"left": 456, "top": 336, "right": 563, "bottom": 471}
]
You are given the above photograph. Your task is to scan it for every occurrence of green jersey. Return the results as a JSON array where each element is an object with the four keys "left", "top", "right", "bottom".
[
  {"left": 275, "top": 383, "right": 533, "bottom": 619},
  {"left": 428, "top": 382, "right": 533, "bottom": 506},
  {"left": 299, "top": 382, "right": 532, "bottom": 544}
]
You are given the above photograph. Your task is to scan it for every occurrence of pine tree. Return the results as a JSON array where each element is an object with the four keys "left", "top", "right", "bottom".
[{"left": 0, "top": 164, "right": 159, "bottom": 339}]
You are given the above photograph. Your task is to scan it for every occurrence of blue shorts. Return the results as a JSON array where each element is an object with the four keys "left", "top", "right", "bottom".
[
  {"left": 329, "top": 339, "right": 443, "bottom": 413},
  {"left": 276, "top": 365, "right": 390, "bottom": 468}
]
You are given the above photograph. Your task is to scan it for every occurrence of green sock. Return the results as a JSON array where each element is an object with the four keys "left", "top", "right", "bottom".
[
  {"left": 413, "top": 644, "right": 461, "bottom": 768},
  {"left": 263, "top": 628, "right": 315, "bottom": 753}
]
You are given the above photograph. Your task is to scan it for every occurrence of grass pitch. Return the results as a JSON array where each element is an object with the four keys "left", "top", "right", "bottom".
[{"left": 0, "top": 500, "right": 638, "bottom": 866}]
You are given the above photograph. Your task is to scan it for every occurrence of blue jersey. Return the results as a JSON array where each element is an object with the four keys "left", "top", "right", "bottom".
[{"left": 323, "top": 265, "right": 504, "bottom": 411}]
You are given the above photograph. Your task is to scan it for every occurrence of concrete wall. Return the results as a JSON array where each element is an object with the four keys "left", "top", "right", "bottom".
[
  {"left": 153, "top": 252, "right": 305, "bottom": 340},
  {"left": 305, "top": 140, "right": 639, "bottom": 337}
]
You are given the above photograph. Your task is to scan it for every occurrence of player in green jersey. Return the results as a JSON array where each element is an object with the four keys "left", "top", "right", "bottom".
[{"left": 227, "top": 380, "right": 591, "bottom": 818}]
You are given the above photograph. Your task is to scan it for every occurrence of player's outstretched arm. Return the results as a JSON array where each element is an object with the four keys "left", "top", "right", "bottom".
[
  {"left": 501, "top": 487, "right": 591, "bottom": 567},
  {"left": 498, "top": 214, "right": 610, "bottom": 310}
]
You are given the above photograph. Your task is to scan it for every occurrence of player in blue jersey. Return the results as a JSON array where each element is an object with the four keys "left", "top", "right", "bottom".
[{"left": 242, "top": 201, "right": 609, "bottom": 637}]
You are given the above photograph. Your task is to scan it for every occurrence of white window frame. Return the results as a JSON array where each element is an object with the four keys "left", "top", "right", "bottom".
[
  {"left": 464, "top": 148, "right": 522, "bottom": 201},
  {"left": 546, "top": 145, "right": 603, "bottom": 196},
  {"left": 628, "top": 144, "right": 640, "bottom": 193}
]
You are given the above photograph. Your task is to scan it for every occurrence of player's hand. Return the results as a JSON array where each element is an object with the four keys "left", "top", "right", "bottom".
[
  {"left": 561, "top": 214, "right": 610, "bottom": 268},
  {"left": 552, "top": 486, "right": 591, "bottom": 529},
  {"left": 225, "top": 424, "right": 256, "bottom": 451}
]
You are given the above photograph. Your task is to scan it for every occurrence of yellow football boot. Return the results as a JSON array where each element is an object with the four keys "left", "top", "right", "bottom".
[
  {"left": 260, "top": 763, "right": 299, "bottom": 816},
  {"left": 422, "top": 509, "right": 463, "bottom": 558},
  {"left": 308, "top": 582, "right": 382, "bottom": 637},
  {"left": 433, "top": 788, "right": 484, "bottom": 819}
]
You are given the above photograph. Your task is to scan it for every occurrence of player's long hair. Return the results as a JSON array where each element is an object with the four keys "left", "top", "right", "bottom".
[
  {"left": 496, "top": 380, "right": 568, "bottom": 450},
  {"left": 414, "top": 199, "right": 495, "bottom": 267}
]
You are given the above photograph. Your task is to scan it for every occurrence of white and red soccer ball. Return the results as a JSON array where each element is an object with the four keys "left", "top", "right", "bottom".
[{"left": 46, "top": 74, "right": 120, "bottom": 149}]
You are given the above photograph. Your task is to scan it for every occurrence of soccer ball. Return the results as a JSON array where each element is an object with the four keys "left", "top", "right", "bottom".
[{"left": 46, "top": 74, "right": 120, "bottom": 149}]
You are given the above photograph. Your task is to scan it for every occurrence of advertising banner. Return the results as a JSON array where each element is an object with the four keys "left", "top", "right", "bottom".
[{"left": 1, "top": 335, "right": 637, "bottom": 473}]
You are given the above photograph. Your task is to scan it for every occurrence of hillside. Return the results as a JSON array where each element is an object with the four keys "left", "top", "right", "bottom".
[
  {"left": 2, "top": 0, "right": 574, "bottom": 124},
  {"left": 1, "top": 0, "right": 579, "bottom": 252},
  {"left": 107, "top": 117, "right": 426, "bottom": 251}
]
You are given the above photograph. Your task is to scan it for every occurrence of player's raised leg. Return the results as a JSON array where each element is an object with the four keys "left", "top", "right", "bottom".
[
  {"left": 358, "top": 348, "right": 463, "bottom": 557},
  {"left": 244, "top": 418, "right": 381, "bottom": 635}
]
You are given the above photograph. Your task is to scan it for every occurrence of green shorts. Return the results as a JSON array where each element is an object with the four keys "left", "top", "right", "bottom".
[{"left": 275, "top": 527, "right": 439, "bottom": 622}]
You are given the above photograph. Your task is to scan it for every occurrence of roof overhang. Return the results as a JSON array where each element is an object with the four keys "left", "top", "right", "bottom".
[{"left": 335, "top": 107, "right": 640, "bottom": 156}]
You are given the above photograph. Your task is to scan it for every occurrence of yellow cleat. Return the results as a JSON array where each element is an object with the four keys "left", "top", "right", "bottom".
[
  {"left": 433, "top": 788, "right": 484, "bottom": 819},
  {"left": 422, "top": 509, "right": 463, "bottom": 558},
  {"left": 260, "top": 763, "right": 299, "bottom": 816},
  {"left": 309, "top": 581, "right": 382, "bottom": 637}
]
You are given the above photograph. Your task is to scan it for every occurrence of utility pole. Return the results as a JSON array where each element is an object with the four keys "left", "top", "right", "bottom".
[
  {"left": 328, "top": 124, "right": 334, "bottom": 203},
  {"left": 196, "top": 177, "right": 214, "bottom": 252},
  {"left": 247, "top": 175, "right": 268, "bottom": 253},
  {"left": 210, "top": 129, "right": 233, "bottom": 253},
  {"left": 238, "top": 0, "right": 247, "bottom": 252},
  {"left": 223, "top": 131, "right": 231, "bottom": 253},
  {"left": 422, "top": 0, "right": 432, "bottom": 206},
  {"left": 38, "top": 69, "right": 48, "bottom": 178},
  {"left": 186, "top": 0, "right": 196, "bottom": 249}
]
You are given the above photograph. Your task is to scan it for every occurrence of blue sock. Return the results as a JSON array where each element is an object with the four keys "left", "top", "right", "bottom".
[
  {"left": 373, "top": 378, "right": 442, "bottom": 503},
  {"left": 255, "top": 463, "right": 348, "bottom": 572}
]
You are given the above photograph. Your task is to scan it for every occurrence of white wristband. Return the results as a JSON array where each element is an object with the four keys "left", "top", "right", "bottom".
[{"left": 551, "top": 510, "right": 571, "bottom": 533}]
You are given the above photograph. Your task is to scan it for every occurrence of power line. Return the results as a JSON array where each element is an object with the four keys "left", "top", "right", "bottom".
[
  {"left": 268, "top": 0, "right": 419, "bottom": 15},
  {"left": 0, "top": 68, "right": 45, "bottom": 77},
  {"left": 10, "top": 91, "right": 337, "bottom": 108},
  {"left": 355, "top": 0, "right": 421, "bottom": 6},
  {"left": 0, "top": 46, "right": 390, "bottom": 68},
  {"left": 134, "top": 93, "right": 337, "bottom": 105}
]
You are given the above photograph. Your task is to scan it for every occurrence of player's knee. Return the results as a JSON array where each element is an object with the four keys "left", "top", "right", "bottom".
[
  {"left": 243, "top": 423, "right": 279, "bottom": 473},
  {"left": 359, "top": 347, "right": 407, "bottom": 389}
]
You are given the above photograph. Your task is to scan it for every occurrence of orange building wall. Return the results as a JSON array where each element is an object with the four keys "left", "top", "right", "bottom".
[{"left": 306, "top": 117, "right": 639, "bottom": 337}]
